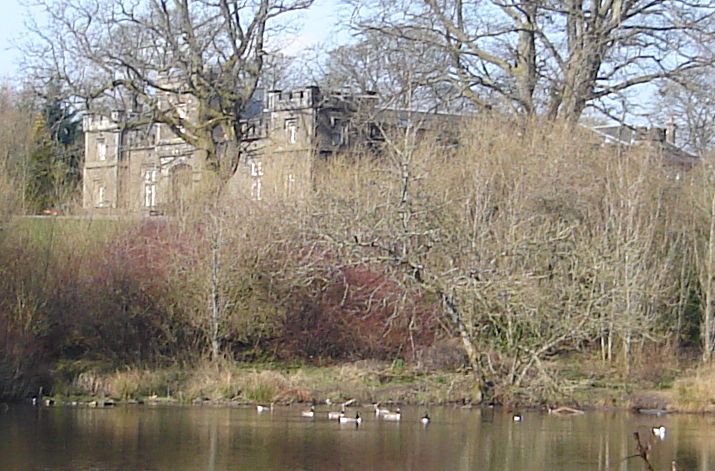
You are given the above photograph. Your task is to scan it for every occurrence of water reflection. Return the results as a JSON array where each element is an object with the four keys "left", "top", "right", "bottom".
[{"left": 0, "top": 405, "right": 713, "bottom": 471}]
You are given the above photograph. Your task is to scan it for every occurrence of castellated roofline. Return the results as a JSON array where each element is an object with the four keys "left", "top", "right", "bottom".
[{"left": 82, "top": 113, "right": 121, "bottom": 132}]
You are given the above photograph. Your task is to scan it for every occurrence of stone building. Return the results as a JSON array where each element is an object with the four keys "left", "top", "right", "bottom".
[
  {"left": 82, "top": 86, "right": 381, "bottom": 214},
  {"left": 82, "top": 86, "right": 698, "bottom": 214}
]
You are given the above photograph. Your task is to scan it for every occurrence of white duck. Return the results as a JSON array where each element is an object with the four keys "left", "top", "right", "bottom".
[{"left": 652, "top": 425, "right": 666, "bottom": 440}]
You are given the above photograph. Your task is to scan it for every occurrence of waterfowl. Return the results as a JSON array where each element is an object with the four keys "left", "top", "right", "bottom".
[
  {"left": 512, "top": 414, "right": 522, "bottom": 422},
  {"left": 339, "top": 412, "right": 362, "bottom": 425},
  {"left": 373, "top": 403, "right": 391, "bottom": 416},
  {"left": 328, "top": 406, "right": 346, "bottom": 420},
  {"left": 420, "top": 412, "right": 431, "bottom": 425},
  {"left": 256, "top": 403, "right": 274, "bottom": 413},
  {"left": 382, "top": 408, "right": 401, "bottom": 421},
  {"left": 652, "top": 425, "right": 666, "bottom": 440},
  {"left": 301, "top": 405, "right": 316, "bottom": 418}
]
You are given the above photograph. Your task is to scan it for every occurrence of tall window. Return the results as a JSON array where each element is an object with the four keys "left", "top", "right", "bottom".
[
  {"left": 144, "top": 169, "right": 158, "bottom": 208},
  {"left": 250, "top": 161, "right": 263, "bottom": 201},
  {"left": 97, "top": 138, "right": 107, "bottom": 161},
  {"left": 285, "top": 173, "right": 295, "bottom": 197},
  {"left": 285, "top": 119, "right": 297, "bottom": 144},
  {"left": 330, "top": 118, "right": 348, "bottom": 146},
  {"left": 97, "top": 185, "right": 106, "bottom": 207},
  {"left": 176, "top": 103, "right": 188, "bottom": 133}
]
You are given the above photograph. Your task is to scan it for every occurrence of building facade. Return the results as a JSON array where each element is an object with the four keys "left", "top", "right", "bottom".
[
  {"left": 82, "top": 86, "right": 380, "bottom": 214},
  {"left": 83, "top": 86, "right": 698, "bottom": 215}
]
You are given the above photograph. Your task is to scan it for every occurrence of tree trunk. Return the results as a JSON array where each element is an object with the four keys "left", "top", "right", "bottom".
[
  {"left": 702, "top": 193, "right": 715, "bottom": 363},
  {"left": 209, "top": 216, "right": 222, "bottom": 362},
  {"left": 514, "top": 3, "right": 537, "bottom": 114}
]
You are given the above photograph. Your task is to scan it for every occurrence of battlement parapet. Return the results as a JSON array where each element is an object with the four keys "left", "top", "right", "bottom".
[
  {"left": 265, "top": 87, "right": 320, "bottom": 111},
  {"left": 82, "top": 114, "right": 119, "bottom": 132}
]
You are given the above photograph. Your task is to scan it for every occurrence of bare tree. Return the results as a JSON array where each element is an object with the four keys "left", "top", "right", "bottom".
[
  {"left": 21, "top": 0, "right": 313, "bottom": 181},
  {"left": 260, "top": 52, "right": 302, "bottom": 90},
  {"left": 351, "top": 0, "right": 714, "bottom": 122},
  {"left": 657, "top": 70, "right": 715, "bottom": 156},
  {"left": 0, "top": 85, "right": 35, "bottom": 216},
  {"left": 304, "top": 121, "right": 675, "bottom": 402},
  {"left": 687, "top": 164, "right": 715, "bottom": 363},
  {"left": 313, "top": 31, "right": 471, "bottom": 112}
]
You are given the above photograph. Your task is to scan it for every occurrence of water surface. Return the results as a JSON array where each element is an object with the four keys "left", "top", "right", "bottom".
[{"left": 1, "top": 404, "right": 713, "bottom": 470}]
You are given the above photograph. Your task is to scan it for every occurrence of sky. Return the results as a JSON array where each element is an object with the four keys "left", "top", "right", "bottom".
[
  {"left": 0, "top": 0, "right": 346, "bottom": 81},
  {"left": 0, "top": 0, "right": 25, "bottom": 80}
]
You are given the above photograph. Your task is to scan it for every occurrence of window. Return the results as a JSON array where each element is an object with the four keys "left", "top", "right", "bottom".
[
  {"left": 285, "top": 173, "right": 295, "bottom": 196},
  {"left": 97, "top": 185, "right": 106, "bottom": 207},
  {"left": 330, "top": 118, "right": 348, "bottom": 146},
  {"left": 285, "top": 119, "right": 297, "bottom": 144},
  {"left": 97, "top": 138, "right": 107, "bottom": 161},
  {"left": 250, "top": 161, "right": 263, "bottom": 201},
  {"left": 176, "top": 103, "right": 188, "bottom": 133},
  {"left": 144, "top": 169, "right": 158, "bottom": 208}
]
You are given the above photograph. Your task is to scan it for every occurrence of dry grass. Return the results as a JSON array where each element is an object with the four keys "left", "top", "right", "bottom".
[
  {"left": 672, "top": 366, "right": 715, "bottom": 412},
  {"left": 52, "top": 361, "right": 487, "bottom": 405}
]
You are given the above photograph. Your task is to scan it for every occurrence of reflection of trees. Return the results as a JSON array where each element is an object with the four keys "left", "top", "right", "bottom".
[{"left": 3, "top": 408, "right": 714, "bottom": 470}]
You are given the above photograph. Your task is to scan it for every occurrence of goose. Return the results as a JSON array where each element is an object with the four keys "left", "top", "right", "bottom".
[
  {"left": 373, "top": 403, "right": 391, "bottom": 416},
  {"left": 256, "top": 403, "right": 274, "bottom": 413},
  {"left": 512, "top": 414, "right": 522, "bottom": 422},
  {"left": 339, "top": 412, "right": 362, "bottom": 425},
  {"left": 301, "top": 405, "right": 316, "bottom": 418},
  {"left": 652, "top": 425, "right": 666, "bottom": 440},
  {"left": 328, "top": 406, "right": 346, "bottom": 420},
  {"left": 382, "top": 408, "right": 401, "bottom": 421},
  {"left": 420, "top": 412, "right": 431, "bottom": 425}
]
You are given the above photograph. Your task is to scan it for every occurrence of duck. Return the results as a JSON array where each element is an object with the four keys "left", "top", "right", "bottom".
[
  {"left": 512, "top": 414, "right": 522, "bottom": 422},
  {"left": 256, "top": 403, "right": 274, "bottom": 413},
  {"left": 328, "top": 406, "right": 346, "bottom": 420},
  {"left": 652, "top": 425, "right": 666, "bottom": 440},
  {"left": 373, "top": 402, "right": 391, "bottom": 416},
  {"left": 301, "top": 405, "right": 316, "bottom": 418},
  {"left": 339, "top": 412, "right": 362, "bottom": 425},
  {"left": 382, "top": 408, "right": 401, "bottom": 421},
  {"left": 420, "top": 412, "right": 431, "bottom": 425}
]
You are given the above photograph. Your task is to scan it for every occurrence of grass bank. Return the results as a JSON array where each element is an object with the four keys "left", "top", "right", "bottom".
[
  {"left": 46, "top": 360, "right": 483, "bottom": 406},
  {"left": 37, "top": 357, "right": 715, "bottom": 413}
]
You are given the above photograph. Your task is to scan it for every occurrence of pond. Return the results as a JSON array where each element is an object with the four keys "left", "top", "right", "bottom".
[{"left": 0, "top": 404, "right": 713, "bottom": 470}]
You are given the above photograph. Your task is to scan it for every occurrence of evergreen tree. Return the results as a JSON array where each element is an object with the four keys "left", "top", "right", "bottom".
[{"left": 24, "top": 88, "right": 82, "bottom": 213}]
